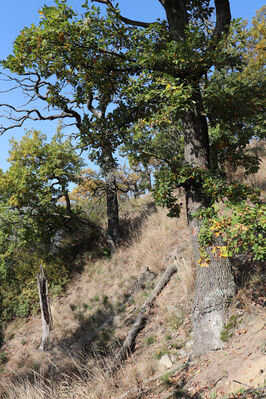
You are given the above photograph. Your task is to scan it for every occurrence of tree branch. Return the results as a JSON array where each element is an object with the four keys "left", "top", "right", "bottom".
[
  {"left": 91, "top": 0, "right": 153, "bottom": 28},
  {"left": 0, "top": 71, "right": 83, "bottom": 134},
  {"left": 159, "top": 0, "right": 187, "bottom": 41},
  {"left": 0, "top": 104, "right": 77, "bottom": 135},
  {"left": 86, "top": 93, "right": 102, "bottom": 119},
  {"left": 213, "top": 0, "right": 231, "bottom": 38},
  {"left": 184, "top": 0, "right": 231, "bottom": 79}
]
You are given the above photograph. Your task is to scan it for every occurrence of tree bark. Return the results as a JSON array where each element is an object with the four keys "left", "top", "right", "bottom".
[
  {"left": 159, "top": 0, "right": 236, "bottom": 357},
  {"left": 183, "top": 87, "right": 235, "bottom": 356},
  {"left": 103, "top": 148, "right": 120, "bottom": 252}
]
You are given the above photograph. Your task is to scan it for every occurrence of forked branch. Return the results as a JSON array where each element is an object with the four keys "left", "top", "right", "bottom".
[{"left": 0, "top": 104, "right": 79, "bottom": 135}]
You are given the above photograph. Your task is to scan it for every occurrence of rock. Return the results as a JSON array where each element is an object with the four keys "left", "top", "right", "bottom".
[
  {"left": 159, "top": 354, "right": 173, "bottom": 369},
  {"left": 178, "top": 349, "right": 187, "bottom": 358},
  {"left": 185, "top": 340, "right": 193, "bottom": 351},
  {"left": 170, "top": 354, "right": 178, "bottom": 363}
]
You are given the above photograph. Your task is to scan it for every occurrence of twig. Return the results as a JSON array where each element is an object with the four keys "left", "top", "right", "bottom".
[
  {"left": 232, "top": 380, "right": 266, "bottom": 398},
  {"left": 232, "top": 380, "right": 254, "bottom": 389}
]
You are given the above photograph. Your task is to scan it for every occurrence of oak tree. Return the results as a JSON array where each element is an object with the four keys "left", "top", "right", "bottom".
[
  {"left": 0, "top": 0, "right": 138, "bottom": 249},
  {"left": 90, "top": 0, "right": 265, "bottom": 355},
  {"left": 1, "top": 0, "right": 265, "bottom": 356}
]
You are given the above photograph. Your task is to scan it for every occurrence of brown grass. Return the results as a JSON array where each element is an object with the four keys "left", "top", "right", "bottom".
[
  {"left": 227, "top": 140, "right": 266, "bottom": 196},
  {"left": 0, "top": 196, "right": 196, "bottom": 399},
  {"left": 1, "top": 165, "right": 264, "bottom": 399},
  {"left": 128, "top": 205, "right": 193, "bottom": 274}
]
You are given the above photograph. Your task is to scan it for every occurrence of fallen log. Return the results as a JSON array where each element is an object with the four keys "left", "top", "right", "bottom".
[{"left": 109, "top": 264, "right": 178, "bottom": 373}]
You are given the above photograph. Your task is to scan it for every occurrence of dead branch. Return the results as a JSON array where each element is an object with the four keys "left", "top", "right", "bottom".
[
  {"left": 0, "top": 103, "right": 74, "bottom": 134},
  {"left": 108, "top": 264, "right": 178, "bottom": 374},
  {"left": 0, "top": 71, "right": 82, "bottom": 134}
]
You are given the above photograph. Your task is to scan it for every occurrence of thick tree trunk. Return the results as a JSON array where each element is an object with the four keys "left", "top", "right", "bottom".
[
  {"left": 161, "top": 0, "right": 235, "bottom": 356},
  {"left": 183, "top": 88, "right": 235, "bottom": 356},
  {"left": 192, "top": 242, "right": 236, "bottom": 356},
  {"left": 103, "top": 149, "right": 120, "bottom": 252}
]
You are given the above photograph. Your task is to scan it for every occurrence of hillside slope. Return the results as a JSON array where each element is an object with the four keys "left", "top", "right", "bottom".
[{"left": 0, "top": 194, "right": 265, "bottom": 399}]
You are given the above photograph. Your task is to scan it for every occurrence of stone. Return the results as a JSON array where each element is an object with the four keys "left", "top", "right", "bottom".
[
  {"left": 159, "top": 354, "right": 173, "bottom": 369},
  {"left": 178, "top": 349, "right": 187, "bottom": 358},
  {"left": 170, "top": 354, "right": 178, "bottom": 362}
]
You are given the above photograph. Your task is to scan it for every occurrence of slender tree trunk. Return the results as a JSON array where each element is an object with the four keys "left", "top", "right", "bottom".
[
  {"left": 105, "top": 169, "right": 120, "bottom": 251},
  {"left": 103, "top": 148, "right": 120, "bottom": 252},
  {"left": 183, "top": 87, "right": 235, "bottom": 356}
]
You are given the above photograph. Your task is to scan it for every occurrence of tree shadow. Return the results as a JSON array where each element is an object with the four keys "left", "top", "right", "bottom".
[
  {"left": 232, "top": 255, "right": 265, "bottom": 306},
  {"left": 159, "top": 377, "right": 203, "bottom": 399},
  {"left": 2, "top": 296, "right": 124, "bottom": 393},
  {"left": 55, "top": 295, "right": 120, "bottom": 355},
  {"left": 119, "top": 200, "right": 157, "bottom": 242}
]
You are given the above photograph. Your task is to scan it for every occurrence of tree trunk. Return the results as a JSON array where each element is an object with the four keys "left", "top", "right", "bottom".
[
  {"left": 161, "top": 0, "right": 235, "bottom": 357},
  {"left": 183, "top": 87, "right": 235, "bottom": 356},
  {"left": 106, "top": 169, "right": 120, "bottom": 251},
  {"left": 103, "top": 149, "right": 120, "bottom": 252}
]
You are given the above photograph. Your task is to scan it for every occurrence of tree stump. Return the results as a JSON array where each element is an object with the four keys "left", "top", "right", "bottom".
[{"left": 37, "top": 266, "right": 53, "bottom": 350}]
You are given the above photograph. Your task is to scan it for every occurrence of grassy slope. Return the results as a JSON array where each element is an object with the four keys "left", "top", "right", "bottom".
[{"left": 0, "top": 149, "right": 265, "bottom": 399}]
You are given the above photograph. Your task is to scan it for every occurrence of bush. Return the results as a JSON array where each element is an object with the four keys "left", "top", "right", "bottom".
[{"left": 0, "top": 248, "right": 69, "bottom": 323}]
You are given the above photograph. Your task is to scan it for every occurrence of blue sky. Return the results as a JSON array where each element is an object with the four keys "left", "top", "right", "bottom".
[{"left": 0, "top": 0, "right": 264, "bottom": 171}]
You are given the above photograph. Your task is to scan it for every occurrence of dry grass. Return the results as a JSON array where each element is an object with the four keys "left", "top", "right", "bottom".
[
  {"left": 1, "top": 187, "right": 265, "bottom": 398},
  {"left": 128, "top": 205, "right": 193, "bottom": 274},
  {"left": 2, "top": 165, "right": 264, "bottom": 399},
  {"left": 0, "top": 196, "right": 196, "bottom": 399},
  {"left": 227, "top": 140, "right": 266, "bottom": 196}
]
